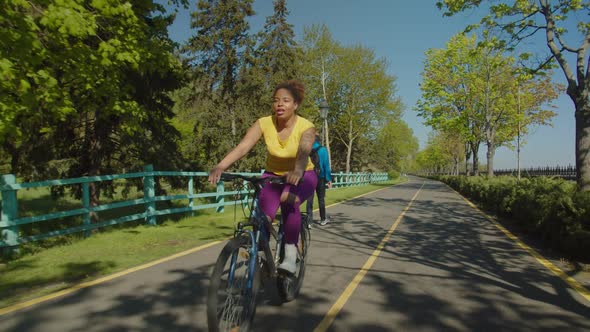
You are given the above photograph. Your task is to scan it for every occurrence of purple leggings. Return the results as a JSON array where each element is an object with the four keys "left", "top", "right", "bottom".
[{"left": 259, "top": 170, "right": 318, "bottom": 244}]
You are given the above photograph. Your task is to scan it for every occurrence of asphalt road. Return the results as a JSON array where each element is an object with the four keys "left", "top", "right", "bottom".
[{"left": 1, "top": 176, "right": 589, "bottom": 331}]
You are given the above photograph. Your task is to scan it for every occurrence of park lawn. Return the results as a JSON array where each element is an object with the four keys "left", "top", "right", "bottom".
[{"left": 0, "top": 178, "right": 405, "bottom": 309}]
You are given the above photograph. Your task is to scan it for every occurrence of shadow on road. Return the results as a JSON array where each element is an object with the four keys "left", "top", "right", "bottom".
[{"left": 252, "top": 179, "right": 590, "bottom": 331}]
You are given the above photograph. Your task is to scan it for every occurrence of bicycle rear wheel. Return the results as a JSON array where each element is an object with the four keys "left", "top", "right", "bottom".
[
  {"left": 207, "top": 235, "right": 260, "bottom": 332},
  {"left": 277, "top": 217, "right": 310, "bottom": 302}
]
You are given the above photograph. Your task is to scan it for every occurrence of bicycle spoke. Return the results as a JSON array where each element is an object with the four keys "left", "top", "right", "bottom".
[{"left": 210, "top": 241, "right": 258, "bottom": 332}]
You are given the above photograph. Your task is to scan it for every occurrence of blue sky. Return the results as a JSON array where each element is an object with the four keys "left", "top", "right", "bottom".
[{"left": 165, "top": 0, "right": 576, "bottom": 169}]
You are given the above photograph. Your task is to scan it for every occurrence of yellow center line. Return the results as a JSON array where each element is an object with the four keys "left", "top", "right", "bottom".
[
  {"left": 457, "top": 193, "right": 590, "bottom": 303},
  {"left": 314, "top": 181, "right": 424, "bottom": 332}
]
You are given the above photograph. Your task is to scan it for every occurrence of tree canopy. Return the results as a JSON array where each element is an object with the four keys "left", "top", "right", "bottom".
[
  {"left": 437, "top": 0, "right": 590, "bottom": 189},
  {"left": 417, "top": 32, "right": 559, "bottom": 176},
  {"left": 1, "top": 0, "right": 417, "bottom": 186},
  {"left": 0, "top": 0, "right": 184, "bottom": 205}
]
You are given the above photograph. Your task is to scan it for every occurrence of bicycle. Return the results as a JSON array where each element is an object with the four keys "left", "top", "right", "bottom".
[{"left": 207, "top": 173, "right": 311, "bottom": 332}]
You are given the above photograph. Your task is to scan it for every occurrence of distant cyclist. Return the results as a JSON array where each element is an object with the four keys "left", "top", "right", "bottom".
[{"left": 208, "top": 80, "right": 318, "bottom": 274}]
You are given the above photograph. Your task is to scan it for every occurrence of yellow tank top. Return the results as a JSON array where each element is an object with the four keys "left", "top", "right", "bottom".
[{"left": 258, "top": 115, "right": 315, "bottom": 175}]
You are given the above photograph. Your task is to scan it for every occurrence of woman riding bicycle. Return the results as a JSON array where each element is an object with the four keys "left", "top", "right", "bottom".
[{"left": 208, "top": 80, "right": 318, "bottom": 274}]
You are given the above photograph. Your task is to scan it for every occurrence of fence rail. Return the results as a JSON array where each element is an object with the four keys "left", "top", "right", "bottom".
[
  {"left": 1, "top": 166, "right": 388, "bottom": 253},
  {"left": 419, "top": 165, "right": 577, "bottom": 180},
  {"left": 494, "top": 165, "right": 576, "bottom": 180}
]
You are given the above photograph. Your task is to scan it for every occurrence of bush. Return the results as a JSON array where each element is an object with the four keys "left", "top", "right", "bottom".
[{"left": 387, "top": 170, "right": 400, "bottom": 180}]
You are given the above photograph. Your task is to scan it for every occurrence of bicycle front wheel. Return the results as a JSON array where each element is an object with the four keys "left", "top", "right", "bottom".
[{"left": 207, "top": 235, "right": 260, "bottom": 332}]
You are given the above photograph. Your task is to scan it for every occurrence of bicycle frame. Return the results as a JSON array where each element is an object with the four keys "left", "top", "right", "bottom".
[
  {"left": 208, "top": 172, "right": 310, "bottom": 332},
  {"left": 228, "top": 178, "right": 284, "bottom": 285}
]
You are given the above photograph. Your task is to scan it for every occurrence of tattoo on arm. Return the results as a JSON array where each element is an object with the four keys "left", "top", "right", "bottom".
[{"left": 295, "top": 128, "right": 316, "bottom": 172}]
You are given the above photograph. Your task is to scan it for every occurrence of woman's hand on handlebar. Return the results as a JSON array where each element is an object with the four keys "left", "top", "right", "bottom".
[
  {"left": 285, "top": 169, "right": 303, "bottom": 186},
  {"left": 208, "top": 165, "right": 225, "bottom": 185}
]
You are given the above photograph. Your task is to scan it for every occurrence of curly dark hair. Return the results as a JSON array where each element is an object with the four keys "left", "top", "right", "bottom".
[{"left": 274, "top": 80, "right": 305, "bottom": 104}]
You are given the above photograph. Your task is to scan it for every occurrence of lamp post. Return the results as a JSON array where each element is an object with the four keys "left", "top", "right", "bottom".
[{"left": 318, "top": 99, "right": 329, "bottom": 146}]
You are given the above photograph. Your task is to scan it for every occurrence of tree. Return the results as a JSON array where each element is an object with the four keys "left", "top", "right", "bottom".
[
  {"left": 184, "top": 0, "right": 255, "bottom": 144},
  {"left": 415, "top": 133, "right": 455, "bottom": 175},
  {"left": 469, "top": 35, "right": 558, "bottom": 177},
  {"left": 300, "top": 24, "right": 341, "bottom": 164},
  {"left": 329, "top": 45, "right": 401, "bottom": 173},
  {"left": 0, "top": 0, "right": 185, "bottom": 209},
  {"left": 439, "top": 129, "right": 466, "bottom": 175},
  {"left": 255, "top": 0, "right": 301, "bottom": 90},
  {"left": 417, "top": 33, "right": 484, "bottom": 175},
  {"left": 372, "top": 119, "right": 419, "bottom": 173},
  {"left": 512, "top": 70, "right": 562, "bottom": 177},
  {"left": 302, "top": 27, "right": 403, "bottom": 173},
  {"left": 418, "top": 33, "right": 559, "bottom": 177},
  {"left": 437, "top": 0, "right": 590, "bottom": 189}
]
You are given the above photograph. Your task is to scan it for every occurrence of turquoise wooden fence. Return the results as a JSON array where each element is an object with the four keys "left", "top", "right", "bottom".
[{"left": 1, "top": 165, "right": 388, "bottom": 254}]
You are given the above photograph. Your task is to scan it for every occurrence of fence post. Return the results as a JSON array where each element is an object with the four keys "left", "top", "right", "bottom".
[
  {"left": 216, "top": 180, "right": 225, "bottom": 213},
  {"left": 143, "top": 165, "right": 156, "bottom": 225},
  {"left": 82, "top": 182, "right": 91, "bottom": 237},
  {"left": 188, "top": 176, "right": 194, "bottom": 216},
  {"left": 1, "top": 174, "right": 19, "bottom": 256}
]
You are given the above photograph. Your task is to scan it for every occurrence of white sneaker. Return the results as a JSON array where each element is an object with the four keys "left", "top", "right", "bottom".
[
  {"left": 320, "top": 217, "right": 330, "bottom": 226},
  {"left": 277, "top": 244, "right": 297, "bottom": 274}
]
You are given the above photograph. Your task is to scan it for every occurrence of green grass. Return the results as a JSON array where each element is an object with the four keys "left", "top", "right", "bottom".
[{"left": 0, "top": 178, "right": 405, "bottom": 309}]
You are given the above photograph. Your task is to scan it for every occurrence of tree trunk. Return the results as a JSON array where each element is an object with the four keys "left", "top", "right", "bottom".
[
  {"left": 486, "top": 140, "right": 495, "bottom": 177},
  {"left": 465, "top": 144, "right": 472, "bottom": 176},
  {"left": 574, "top": 94, "right": 590, "bottom": 191},
  {"left": 325, "top": 121, "right": 332, "bottom": 167},
  {"left": 321, "top": 70, "right": 332, "bottom": 167},
  {"left": 470, "top": 142, "right": 480, "bottom": 175},
  {"left": 345, "top": 141, "right": 352, "bottom": 174},
  {"left": 84, "top": 111, "right": 105, "bottom": 222},
  {"left": 346, "top": 118, "right": 354, "bottom": 174}
]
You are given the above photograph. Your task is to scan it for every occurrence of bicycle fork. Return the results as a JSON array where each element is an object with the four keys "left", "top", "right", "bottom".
[{"left": 226, "top": 230, "right": 259, "bottom": 291}]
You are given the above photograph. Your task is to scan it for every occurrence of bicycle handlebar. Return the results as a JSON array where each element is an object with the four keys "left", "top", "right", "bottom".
[{"left": 219, "top": 173, "right": 302, "bottom": 186}]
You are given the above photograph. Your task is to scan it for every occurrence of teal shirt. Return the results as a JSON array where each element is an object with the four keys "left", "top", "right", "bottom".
[{"left": 312, "top": 141, "right": 332, "bottom": 182}]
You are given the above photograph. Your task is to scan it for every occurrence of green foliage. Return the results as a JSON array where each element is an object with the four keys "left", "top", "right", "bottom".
[
  {"left": 181, "top": 0, "right": 259, "bottom": 170},
  {"left": 184, "top": 0, "right": 254, "bottom": 99},
  {"left": 415, "top": 131, "right": 463, "bottom": 174},
  {"left": 416, "top": 32, "right": 559, "bottom": 176},
  {"left": 254, "top": 0, "right": 302, "bottom": 88},
  {"left": 299, "top": 24, "right": 413, "bottom": 173},
  {"left": 2, "top": 0, "right": 417, "bottom": 191},
  {"left": 329, "top": 45, "right": 402, "bottom": 172},
  {"left": 1, "top": 0, "right": 185, "bottom": 195},
  {"left": 436, "top": 0, "right": 590, "bottom": 190},
  {"left": 372, "top": 119, "right": 419, "bottom": 172},
  {"left": 387, "top": 170, "right": 400, "bottom": 179}
]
